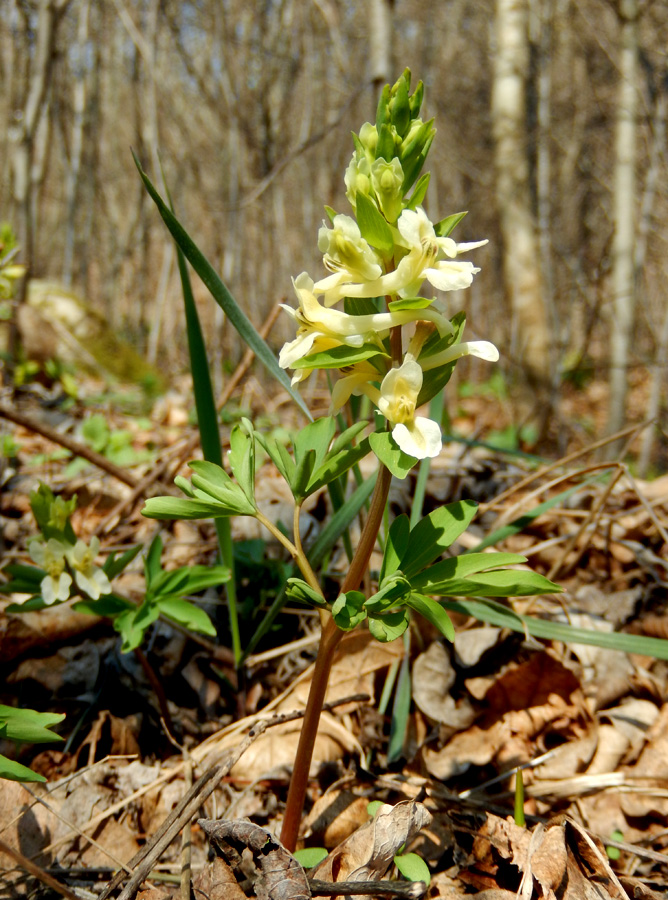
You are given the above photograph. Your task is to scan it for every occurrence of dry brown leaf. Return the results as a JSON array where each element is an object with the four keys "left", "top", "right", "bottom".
[
  {"left": 200, "top": 818, "right": 310, "bottom": 900},
  {"left": 310, "top": 799, "right": 431, "bottom": 891},
  {"left": 412, "top": 641, "right": 475, "bottom": 730},
  {"left": 622, "top": 701, "right": 668, "bottom": 820},
  {"left": 303, "top": 789, "right": 371, "bottom": 848}
]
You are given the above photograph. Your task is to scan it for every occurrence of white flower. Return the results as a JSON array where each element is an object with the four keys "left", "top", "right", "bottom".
[
  {"left": 28, "top": 538, "right": 72, "bottom": 605},
  {"left": 420, "top": 339, "right": 499, "bottom": 371},
  {"left": 393, "top": 207, "right": 488, "bottom": 297},
  {"left": 377, "top": 355, "right": 442, "bottom": 459},
  {"left": 279, "top": 273, "right": 453, "bottom": 373},
  {"left": 318, "top": 214, "right": 382, "bottom": 282},
  {"left": 66, "top": 536, "right": 111, "bottom": 600}
]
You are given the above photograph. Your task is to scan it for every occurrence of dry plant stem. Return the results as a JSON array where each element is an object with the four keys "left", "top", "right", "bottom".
[
  {"left": 0, "top": 837, "right": 80, "bottom": 900},
  {"left": 280, "top": 463, "right": 393, "bottom": 852}
]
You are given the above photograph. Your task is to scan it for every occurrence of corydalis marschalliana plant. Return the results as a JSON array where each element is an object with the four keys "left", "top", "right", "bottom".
[{"left": 139, "top": 69, "right": 562, "bottom": 852}]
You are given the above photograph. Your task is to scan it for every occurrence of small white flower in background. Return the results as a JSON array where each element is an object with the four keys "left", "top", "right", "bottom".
[
  {"left": 28, "top": 538, "right": 72, "bottom": 605},
  {"left": 66, "top": 536, "right": 111, "bottom": 600}
]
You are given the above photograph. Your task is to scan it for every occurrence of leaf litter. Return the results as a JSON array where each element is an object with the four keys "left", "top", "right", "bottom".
[{"left": 1, "top": 387, "right": 668, "bottom": 898}]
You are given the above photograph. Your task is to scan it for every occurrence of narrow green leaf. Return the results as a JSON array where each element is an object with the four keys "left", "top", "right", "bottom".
[
  {"left": 405, "top": 172, "right": 430, "bottom": 211},
  {"left": 387, "top": 640, "right": 411, "bottom": 761},
  {"left": 72, "top": 593, "right": 134, "bottom": 618},
  {"left": 413, "top": 552, "right": 529, "bottom": 589},
  {"left": 329, "top": 421, "right": 369, "bottom": 457},
  {"left": 132, "top": 153, "right": 312, "bottom": 421},
  {"left": 292, "top": 447, "right": 316, "bottom": 500},
  {"left": 401, "top": 501, "right": 478, "bottom": 578},
  {"left": 145, "top": 534, "right": 163, "bottom": 584},
  {"left": 434, "top": 211, "right": 467, "bottom": 237},
  {"left": 369, "top": 431, "right": 417, "bottom": 480},
  {"left": 388, "top": 296, "right": 433, "bottom": 311},
  {"left": 142, "top": 496, "right": 240, "bottom": 520},
  {"left": 307, "top": 438, "right": 371, "bottom": 495},
  {"left": 228, "top": 420, "right": 256, "bottom": 505},
  {"left": 405, "top": 593, "right": 455, "bottom": 642},
  {"left": 439, "top": 597, "right": 668, "bottom": 660},
  {"left": 355, "top": 191, "right": 394, "bottom": 254},
  {"left": 293, "top": 417, "right": 336, "bottom": 471},
  {"left": 0, "top": 755, "right": 46, "bottom": 783},
  {"left": 291, "top": 342, "right": 388, "bottom": 370},
  {"left": 254, "top": 432, "right": 293, "bottom": 485},
  {"left": 380, "top": 515, "right": 411, "bottom": 581},
  {"left": 104, "top": 544, "right": 143, "bottom": 580}
]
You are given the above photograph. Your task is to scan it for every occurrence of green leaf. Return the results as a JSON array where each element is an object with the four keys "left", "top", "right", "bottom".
[
  {"left": 104, "top": 544, "right": 143, "bottom": 580},
  {"left": 285, "top": 577, "right": 327, "bottom": 608},
  {"left": 328, "top": 420, "right": 369, "bottom": 457},
  {"left": 72, "top": 593, "right": 134, "bottom": 617},
  {"left": 0, "top": 706, "right": 65, "bottom": 743},
  {"left": 364, "top": 573, "right": 412, "bottom": 613},
  {"left": 417, "top": 312, "right": 466, "bottom": 407},
  {"left": 388, "top": 296, "right": 433, "bottom": 311},
  {"left": 307, "top": 437, "right": 371, "bottom": 495},
  {"left": 470, "top": 481, "right": 588, "bottom": 552},
  {"left": 294, "top": 847, "right": 328, "bottom": 869},
  {"left": 388, "top": 642, "right": 411, "bottom": 762},
  {"left": 292, "top": 448, "right": 316, "bottom": 500},
  {"left": 114, "top": 603, "right": 160, "bottom": 653},
  {"left": 228, "top": 419, "right": 256, "bottom": 505},
  {"left": 380, "top": 515, "right": 411, "bottom": 581},
  {"left": 438, "top": 597, "right": 668, "bottom": 661},
  {"left": 401, "top": 501, "right": 478, "bottom": 578},
  {"left": 355, "top": 191, "right": 394, "bottom": 254},
  {"left": 133, "top": 153, "right": 312, "bottom": 421},
  {"left": 0, "top": 564, "right": 46, "bottom": 594},
  {"left": 411, "top": 552, "right": 530, "bottom": 591},
  {"left": 293, "top": 417, "right": 336, "bottom": 473},
  {"left": 145, "top": 533, "right": 163, "bottom": 584},
  {"left": 434, "top": 211, "right": 467, "bottom": 237},
  {"left": 369, "top": 431, "right": 417, "bottom": 480},
  {"left": 405, "top": 172, "right": 430, "bottom": 211},
  {"left": 394, "top": 853, "right": 431, "bottom": 885},
  {"left": 142, "top": 496, "right": 240, "bottom": 520},
  {"left": 157, "top": 596, "right": 216, "bottom": 636},
  {"left": 81, "top": 414, "right": 110, "bottom": 453},
  {"left": 404, "top": 593, "right": 455, "bottom": 642},
  {"left": 376, "top": 121, "right": 396, "bottom": 163},
  {"left": 456, "top": 569, "right": 562, "bottom": 598},
  {"left": 390, "top": 74, "right": 411, "bottom": 137},
  {"left": 254, "top": 432, "right": 295, "bottom": 485},
  {"left": 5, "top": 596, "right": 48, "bottom": 613},
  {"left": 291, "top": 342, "right": 388, "bottom": 370},
  {"left": 0, "top": 755, "right": 46, "bottom": 783},
  {"left": 368, "top": 608, "right": 410, "bottom": 642},
  {"left": 150, "top": 564, "right": 230, "bottom": 598},
  {"left": 332, "top": 590, "right": 367, "bottom": 630}
]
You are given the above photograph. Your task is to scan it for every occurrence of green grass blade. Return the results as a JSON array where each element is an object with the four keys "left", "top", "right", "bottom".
[
  {"left": 173, "top": 217, "right": 241, "bottom": 664},
  {"left": 387, "top": 633, "right": 411, "bottom": 763},
  {"left": 470, "top": 481, "right": 593, "bottom": 552},
  {"left": 133, "top": 152, "right": 312, "bottom": 421},
  {"left": 440, "top": 597, "right": 668, "bottom": 660}
]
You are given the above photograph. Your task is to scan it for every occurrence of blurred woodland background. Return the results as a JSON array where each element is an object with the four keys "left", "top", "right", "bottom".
[{"left": 1, "top": 0, "right": 667, "bottom": 468}]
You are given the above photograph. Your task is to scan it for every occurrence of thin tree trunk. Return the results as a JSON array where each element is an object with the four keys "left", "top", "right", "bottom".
[
  {"left": 607, "top": 0, "right": 639, "bottom": 449},
  {"left": 7, "top": 0, "right": 71, "bottom": 360},
  {"left": 492, "top": 0, "right": 551, "bottom": 387},
  {"left": 63, "top": 0, "right": 91, "bottom": 287}
]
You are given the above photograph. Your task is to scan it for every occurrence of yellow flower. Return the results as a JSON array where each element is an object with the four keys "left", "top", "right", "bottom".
[
  {"left": 66, "top": 537, "right": 111, "bottom": 600},
  {"left": 28, "top": 538, "right": 72, "bottom": 605}
]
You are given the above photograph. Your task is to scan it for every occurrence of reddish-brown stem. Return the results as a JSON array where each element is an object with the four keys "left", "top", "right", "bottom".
[{"left": 279, "top": 463, "right": 393, "bottom": 851}]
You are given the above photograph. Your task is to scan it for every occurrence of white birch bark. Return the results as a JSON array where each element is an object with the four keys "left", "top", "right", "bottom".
[
  {"left": 607, "top": 0, "right": 639, "bottom": 444},
  {"left": 492, "top": 0, "right": 551, "bottom": 385}
]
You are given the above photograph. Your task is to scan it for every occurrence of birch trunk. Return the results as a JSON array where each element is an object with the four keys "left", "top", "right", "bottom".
[
  {"left": 492, "top": 0, "right": 551, "bottom": 386},
  {"left": 607, "top": 0, "right": 638, "bottom": 446}
]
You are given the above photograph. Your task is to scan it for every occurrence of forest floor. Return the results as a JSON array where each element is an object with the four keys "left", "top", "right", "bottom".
[{"left": 1, "top": 368, "right": 667, "bottom": 900}]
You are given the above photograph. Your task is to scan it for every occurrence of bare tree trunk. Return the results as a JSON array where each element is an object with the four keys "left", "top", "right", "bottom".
[
  {"left": 607, "top": 0, "right": 639, "bottom": 449},
  {"left": 7, "top": 0, "right": 71, "bottom": 360},
  {"left": 370, "top": 0, "right": 392, "bottom": 100},
  {"left": 492, "top": 0, "right": 551, "bottom": 387},
  {"left": 62, "top": 0, "right": 91, "bottom": 287}
]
